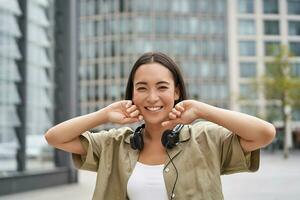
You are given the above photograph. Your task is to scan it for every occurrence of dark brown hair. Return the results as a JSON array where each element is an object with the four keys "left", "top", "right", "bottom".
[{"left": 125, "top": 52, "right": 187, "bottom": 105}]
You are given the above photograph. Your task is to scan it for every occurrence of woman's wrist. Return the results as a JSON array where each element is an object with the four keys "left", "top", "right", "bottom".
[
  {"left": 195, "top": 100, "right": 215, "bottom": 121},
  {"left": 94, "top": 107, "right": 110, "bottom": 125}
]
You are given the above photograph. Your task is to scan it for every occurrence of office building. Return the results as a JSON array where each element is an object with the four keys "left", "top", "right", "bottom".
[
  {"left": 0, "top": 0, "right": 78, "bottom": 195},
  {"left": 228, "top": 0, "right": 300, "bottom": 127},
  {"left": 79, "top": 0, "right": 300, "bottom": 130},
  {"left": 78, "top": 0, "right": 228, "bottom": 130}
]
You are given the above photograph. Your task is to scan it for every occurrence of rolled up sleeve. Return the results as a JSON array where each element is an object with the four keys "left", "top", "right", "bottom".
[
  {"left": 72, "top": 131, "right": 102, "bottom": 172},
  {"left": 220, "top": 131, "right": 260, "bottom": 175}
]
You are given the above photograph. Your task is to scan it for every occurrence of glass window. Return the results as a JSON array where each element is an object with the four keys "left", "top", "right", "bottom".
[
  {"left": 134, "top": 17, "right": 152, "bottom": 33},
  {"left": 200, "top": 61, "right": 210, "bottom": 77},
  {"left": 240, "top": 105, "right": 258, "bottom": 116},
  {"left": 266, "top": 105, "right": 282, "bottom": 121},
  {"left": 264, "top": 20, "right": 280, "bottom": 35},
  {"left": 239, "top": 41, "right": 256, "bottom": 56},
  {"left": 131, "top": 0, "right": 152, "bottom": 11},
  {"left": 171, "top": 0, "right": 189, "bottom": 13},
  {"left": 263, "top": 0, "right": 279, "bottom": 14},
  {"left": 155, "top": 17, "right": 169, "bottom": 34},
  {"left": 290, "top": 42, "right": 300, "bottom": 56},
  {"left": 120, "top": 17, "right": 132, "bottom": 34},
  {"left": 189, "top": 17, "right": 199, "bottom": 34},
  {"left": 153, "top": 0, "right": 168, "bottom": 12},
  {"left": 80, "top": 1, "right": 87, "bottom": 16},
  {"left": 238, "top": 0, "right": 254, "bottom": 13},
  {"left": 288, "top": 0, "right": 300, "bottom": 15},
  {"left": 291, "top": 63, "right": 300, "bottom": 77},
  {"left": 238, "top": 19, "right": 255, "bottom": 35},
  {"left": 96, "top": 20, "right": 103, "bottom": 36},
  {"left": 27, "top": 1, "right": 49, "bottom": 26},
  {"left": 0, "top": 1, "right": 23, "bottom": 172},
  {"left": 288, "top": 21, "right": 300, "bottom": 35},
  {"left": 292, "top": 109, "right": 300, "bottom": 120},
  {"left": 240, "top": 62, "right": 256, "bottom": 77},
  {"left": 111, "top": 18, "right": 119, "bottom": 35},
  {"left": 265, "top": 41, "right": 280, "bottom": 56},
  {"left": 200, "top": 84, "right": 222, "bottom": 100},
  {"left": 215, "top": 62, "right": 227, "bottom": 78},
  {"left": 240, "top": 83, "right": 257, "bottom": 99}
]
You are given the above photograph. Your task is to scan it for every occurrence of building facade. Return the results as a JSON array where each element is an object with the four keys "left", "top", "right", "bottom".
[
  {"left": 78, "top": 0, "right": 229, "bottom": 130},
  {"left": 79, "top": 0, "right": 300, "bottom": 137},
  {"left": 228, "top": 0, "right": 300, "bottom": 127},
  {"left": 0, "top": 0, "right": 78, "bottom": 195}
]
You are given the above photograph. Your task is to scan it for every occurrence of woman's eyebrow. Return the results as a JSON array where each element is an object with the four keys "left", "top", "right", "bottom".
[
  {"left": 156, "top": 81, "right": 170, "bottom": 85},
  {"left": 135, "top": 81, "right": 147, "bottom": 86},
  {"left": 134, "top": 81, "right": 170, "bottom": 86}
]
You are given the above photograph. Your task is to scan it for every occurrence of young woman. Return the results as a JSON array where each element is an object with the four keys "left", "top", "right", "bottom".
[{"left": 45, "top": 52, "right": 276, "bottom": 200}]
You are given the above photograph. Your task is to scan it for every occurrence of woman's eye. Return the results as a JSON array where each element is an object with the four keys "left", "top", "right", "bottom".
[
  {"left": 159, "top": 86, "right": 168, "bottom": 90},
  {"left": 137, "top": 87, "right": 146, "bottom": 91}
]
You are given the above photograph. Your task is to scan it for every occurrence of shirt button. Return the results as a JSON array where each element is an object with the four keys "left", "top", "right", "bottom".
[
  {"left": 171, "top": 193, "right": 176, "bottom": 198},
  {"left": 165, "top": 168, "right": 169, "bottom": 172}
]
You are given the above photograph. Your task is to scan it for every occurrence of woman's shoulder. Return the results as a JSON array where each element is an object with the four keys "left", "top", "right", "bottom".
[
  {"left": 83, "top": 126, "right": 133, "bottom": 142},
  {"left": 188, "top": 120, "right": 231, "bottom": 139},
  {"left": 99, "top": 126, "right": 133, "bottom": 139}
]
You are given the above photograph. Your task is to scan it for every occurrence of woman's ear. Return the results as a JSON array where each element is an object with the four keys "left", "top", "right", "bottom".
[{"left": 174, "top": 87, "right": 180, "bottom": 101}]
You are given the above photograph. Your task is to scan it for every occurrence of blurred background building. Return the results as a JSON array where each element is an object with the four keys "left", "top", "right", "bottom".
[
  {"left": 228, "top": 0, "right": 300, "bottom": 127},
  {"left": 0, "top": 0, "right": 300, "bottom": 196},
  {"left": 0, "top": 0, "right": 78, "bottom": 195},
  {"left": 79, "top": 0, "right": 228, "bottom": 130},
  {"left": 79, "top": 0, "right": 300, "bottom": 130}
]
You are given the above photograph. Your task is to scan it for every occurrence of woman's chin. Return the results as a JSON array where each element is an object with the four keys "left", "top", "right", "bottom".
[
  {"left": 143, "top": 117, "right": 164, "bottom": 126},
  {"left": 142, "top": 115, "right": 169, "bottom": 126}
]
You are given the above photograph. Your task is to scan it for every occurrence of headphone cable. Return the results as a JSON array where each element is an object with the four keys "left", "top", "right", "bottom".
[{"left": 166, "top": 149, "right": 178, "bottom": 200}]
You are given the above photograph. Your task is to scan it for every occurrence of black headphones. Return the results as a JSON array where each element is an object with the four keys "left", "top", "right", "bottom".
[{"left": 130, "top": 124, "right": 184, "bottom": 150}]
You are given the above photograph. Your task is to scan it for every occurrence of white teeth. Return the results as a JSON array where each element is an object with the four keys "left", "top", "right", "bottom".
[{"left": 146, "top": 106, "right": 162, "bottom": 111}]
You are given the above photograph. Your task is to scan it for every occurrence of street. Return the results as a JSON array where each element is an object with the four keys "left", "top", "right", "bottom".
[{"left": 0, "top": 151, "right": 299, "bottom": 200}]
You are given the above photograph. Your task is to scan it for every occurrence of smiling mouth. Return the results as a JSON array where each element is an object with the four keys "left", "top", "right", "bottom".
[{"left": 145, "top": 106, "right": 163, "bottom": 111}]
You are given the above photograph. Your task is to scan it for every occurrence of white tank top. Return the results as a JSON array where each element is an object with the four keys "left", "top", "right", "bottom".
[{"left": 127, "top": 162, "right": 169, "bottom": 200}]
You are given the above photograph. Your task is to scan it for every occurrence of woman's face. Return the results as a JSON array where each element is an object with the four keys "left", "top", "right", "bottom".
[{"left": 132, "top": 62, "right": 180, "bottom": 125}]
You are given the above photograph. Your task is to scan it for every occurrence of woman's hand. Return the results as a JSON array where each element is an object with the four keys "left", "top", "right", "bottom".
[
  {"left": 161, "top": 100, "right": 201, "bottom": 126},
  {"left": 105, "top": 100, "right": 143, "bottom": 124}
]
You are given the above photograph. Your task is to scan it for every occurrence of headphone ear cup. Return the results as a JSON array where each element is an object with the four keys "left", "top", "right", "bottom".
[
  {"left": 130, "top": 124, "right": 145, "bottom": 150},
  {"left": 136, "top": 132, "right": 144, "bottom": 150},
  {"left": 161, "top": 130, "right": 172, "bottom": 149},
  {"left": 130, "top": 131, "right": 144, "bottom": 150}
]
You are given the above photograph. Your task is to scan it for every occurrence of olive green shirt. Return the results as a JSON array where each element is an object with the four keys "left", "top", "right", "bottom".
[{"left": 72, "top": 121, "right": 260, "bottom": 200}]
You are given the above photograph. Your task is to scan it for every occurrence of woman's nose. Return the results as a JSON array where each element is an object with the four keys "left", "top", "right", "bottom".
[{"left": 147, "top": 90, "right": 159, "bottom": 102}]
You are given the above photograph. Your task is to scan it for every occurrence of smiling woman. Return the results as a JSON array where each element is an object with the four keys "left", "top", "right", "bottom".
[
  {"left": 131, "top": 63, "right": 180, "bottom": 126},
  {"left": 44, "top": 52, "right": 276, "bottom": 200}
]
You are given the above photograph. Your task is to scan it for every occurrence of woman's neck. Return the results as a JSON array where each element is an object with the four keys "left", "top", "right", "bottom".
[{"left": 144, "top": 123, "right": 174, "bottom": 142}]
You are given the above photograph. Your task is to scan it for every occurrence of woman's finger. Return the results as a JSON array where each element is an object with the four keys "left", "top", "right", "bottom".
[
  {"left": 126, "top": 105, "right": 137, "bottom": 113},
  {"left": 172, "top": 108, "right": 181, "bottom": 117},
  {"left": 138, "top": 115, "right": 143, "bottom": 121},
  {"left": 175, "top": 103, "right": 185, "bottom": 112},
  {"left": 169, "top": 112, "right": 177, "bottom": 120},
  {"left": 125, "top": 100, "right": 132, "bottom": 108},
  {"left": 161, "top": 121, "right": 171, "bottom": 127},
  {"left": 122, "top": 117, "right": 139, "bottom": 124},
  {"left": 130, "top": 109, "right": 140, "bottom": 117}
]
